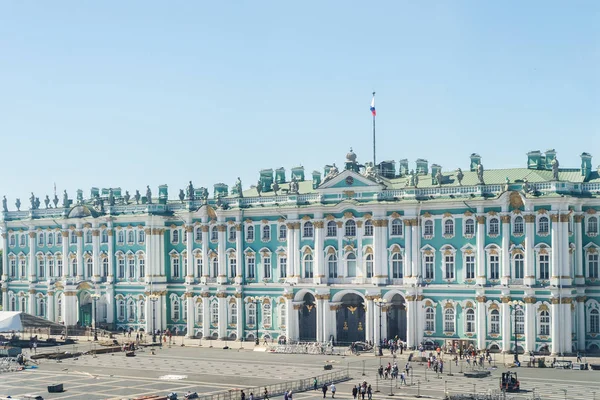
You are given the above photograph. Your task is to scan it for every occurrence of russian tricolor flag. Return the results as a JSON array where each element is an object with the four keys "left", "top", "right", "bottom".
[{"left": 370, "top": 95, "right": 376, "bottom": 116}]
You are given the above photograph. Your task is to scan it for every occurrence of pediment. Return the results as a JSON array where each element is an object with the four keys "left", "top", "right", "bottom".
[{"left": 317, "top": 170, "right": 385, "bottom": 192}]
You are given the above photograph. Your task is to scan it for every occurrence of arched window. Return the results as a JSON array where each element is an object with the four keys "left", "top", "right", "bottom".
[
  {"left": 117, "top": 300, "right": 125, "bottom": 320},
  {"left": 391, "top": 219, "right": 402, "bottom": 236},
  {"left": 86, "top": 230, "right": 93, "bottom": 243},
  {"left": 246, "top": 225, "right": 255, "bottom": 241},
  {"left": 327, "top": 254, "right": 338, "bottom": 278},
  {"left": 195, "top": 227, "right": 202, "bottom": 242},
  {"left": 117, "top": 257, "right": 125, "bottom": 278},
  {"left": 171, "top": 229, "right": 179, "bottom": 244},
  {"left": 48, "top": 258, "right": 54, "bottom": 277},
  {"left": 211, "top": 302, "right": 219, "bottom": 325},
  {"left": 539, "top": 310, "right": 550, "bottom": 335},
  {"left": 591, "top": 253, "right": 600, "bottom": 279},
  {"left": 392, "top": 253, "right": 403, "bottom": 279},
  {"left": 102, "top": 257, "right": 109, "bottom": 277},
  {"left": 489, "top": 218, "right": 499, "bottom": 235},
  {"left": 589, "top": 217, "right": 599, "bottom": 234},
  {"left": 47, "top": 233, "right": 54, "bottom": 246},
  {"left": 303, "top": 254, "right": 314, "bottom": 278},
  {"left": 465, "top": 219, "right": 475, "bottom": 236},
  {"left": 247, "top": 303, "right": 256, "bottom": 325},
  {"left": 425, "top": 307, "right": 435, "bottom": 331},
  {"left": 490, "top": 309, "right": 500, "bottom": 334},
  {"left": 303, "top": 222, "right": 314, "bottom": 238},
  {"left": 279, "top": 304, "right": 287, "bottom": 328},
  {"left": 139, "top": 256, "right": 145, "bottom": 278},
  {"left": 364, "top": 220, "right": 373, "bottom": 236},
  {"left": 229, "top": 257, "right": 237, "bottom": 278},
  {"left": 590, "top": 309, "right": 600, "bottom": 334},
  {"left": 246, "top": 256, "right": 255, "bottom": 279},
  {"left": 489, "top": 254, "right": 500, "bottom": 280},
  {"left": 70, "top": 258, "right": 77, "bottom": 277},
  {"left": 465, "top": 309, "right": 475, "bottom": 333},
  {"left": 172, "top": 299, "right": 180, "bottom": 321},
  {"left": 210, "top": 226, "right": 218, "bottom": 242},
  {"left": 278, "top": 224, "right": 287, "bottom": 240},
  {"left": 538, "top": 216, "right": 549, "bottom": 234},
  {"left": 515, "top": 309, "right": 524, "bottom": 334},
  {"left": 513, "top": 216, "right": 524, "bottom": 235},
  {"left": 444, "top": 308, "right": 455, "bottom": 332},
  {"left": 38, "top": 233, "right": 44, "bottom": 246},
  {"left": 10, "top": 297, "right": 16, "bottom": 312},
  {"left": 57, "top": 294, "right": 63, "bottom": 320},
  {"left": 346, "top": 253, "right": 357, "bottom": 277},
  {"left": 326, "top": 221, "right": 337, "bottom": 237},
  {"left": 38, "top": 298, "right": 46, "bottom": 317},
  {"left": 196, "top": 302, "right": 203, "bottom": 326},
  {"left": 262, "top": 225, "right": 270, "bottom": 241},
  {"left": 539, "top": 253, "right": 550, "bottom": 280},
  {"left": 127, "top": 230, "right": 134, "bottom": 243},
  {"left": 117, "top": 231, "right": 124, "bottom": 244},
  {"left": 345, "top": 220, "right": 356, "bottom": 237},
  {"left": 57, "top": 258, "right": 63, "bottom": 277},
  {"left": 230, "top": 303, "right": 238, "bottom": 325},
  {"left": 138, "top": 230, "right": 145, "bottom": 243},
  {"left": 139, "top": 300, "right": 145, "bottom": 320},
  {"left": 71, "top": 231, "right": 78, "bottom": 244},
  {"left": 212, "top": 257, "right": 219, "bottom": 277},
  {"left": 444, "top": 220, "right": 454, "bottom": 236},
  {"left": 279, "top": 256, "right": 287, "bottom": 278},
  {"left": 87, "top": 258, "right": 93, "bottom": 278},
  {"left": 9, "top": 235, "right": 15, "bottom": 247},
  {"left": 172, "top": 256, "right": 180, "bottom": 278},
  {"left": 196, "top": 257, "right": 203, "bottom": 277},
  {"left": 262, "top": 303, "right": 272, "bottom": 326},
  {"left": 366, "top": 254, "right": 374, "bottom": 278},
  {"left": 444, "top": 253, "right": 455, "bottom": 280},
  {"left": 514, "top": 253, "right": 524, "bottom": 279},
  {"left": 229, "top": 226, "right": 236, "bottom": 241},
  {"left": 101, "top": 230, "right": 108, "bottom": 243},
  {"left": 128, "top": 300, "right": 136, "bottom": 321},
  {"left": 424, "top": 220, "right": 434, "bottom": 236}
]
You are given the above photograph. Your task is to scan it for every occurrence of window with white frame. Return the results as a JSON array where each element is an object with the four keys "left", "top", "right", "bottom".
[
  {"left": 444, "top": 308, "right": 455, "bottom": 332},
  {"left": 20, "top": 234, "right": 27, "bottom": 246},
  {"left": 303, "top": 222, "right": 314, "bottom": 238},
  {"left": 87, "top": 230, "right": 93, "bottom": 244},
  {"left": 230, "top": 303, "right": 238, "bottom": 325},
  {"left": 588, "top": 252, "right": 599, "bottom": 278},
  {"left": 262, "top": 225, "right": 271, "bottom": 241},
  {"left": 247, "top": 303, "right": 256, "bottom": 325},
  {"left": 589, "top": 217, "right": 599, "bottom": 235},
  {"left": 391, "top": 219, "right": 402, "bottom": 236},
  {"left": 139, "top": 257, "right": 145, "bottom": 278},
  {"left": 71, "top": 231, "right": 78, "bottom": 244},
  {"left": 366, "top": 254, "right": 374, "bottom": 278},
  {"left": 279, "top": 304, "right": 287, "bottom": 327},
  {"left": 490, "top": 309, "right": 500, "bottom": 333},
  {"left": 489, "top": 253, "right": 500, "bottom": 280},
  {"left": 465, "top": 309, "right": 475, "bottom": 333},
  {"left": 326, "top": 221, "right": 337, "bottom": 237},
  {"left": 118, "top": 258, "right": 125, "bottom": 278},
  {"left": 57, "top": 258, "right": 63, "bottom": 277},
  {"left": 101, "top": 230, "right": 108, "bottom": 243},
  {"left": 464, "top": 254, "right": 475, "bottom": 280},
  {"left": 424, "top": 220, "right": 434, "bottom": 236},
  {"left": 128, "top": 299, "right": 136, "bottom": 321},
  {"left": 210, "top": 226, "right": 218, "bottom": 242},
  {"left": 464, "top": 219, "right": 475, "bottom": 236},
  {"left": 539, "top": 310, "right": 550, "bottom": 335},
  {"left": 117, "top": 231, "right": 124, "bottom": 244},
  {"left": 38, "top": 258, "right": 45, "bottom": 278},
  {"left": 196, "top": 302, "right": 203, "bottom": 326},
  {"left": 589, "top": 309, "right": 600, "bottom": 333},
  {"left": 117, "top": 300, "right": 125, "bottom": 321},
  {"left": 212, "top": 257, "right": 218, "bottom": 277},
  {"left": 364, "top": 220, "right": 373, "bottom": 236},
  {"left": 424, "top": 254, "right": 434, "bottom": 280},
  {"left": 345, "top": 220, "right": 356, "bottom": 237},
  {"left": 513, "top": 216, "right": 524, "bottom": 235},
  {"left": 195, "top": 227, "right": 202, "bottom": 242},
  {"left": 279, "top": 256, "right": 287, "bottom": 278},
  {"left": 172, "top": 256, "right": 180, "bottom": 278},
  {"left": 171, "top": 229, "right": 179, "bottom": 244},
  {"left": 229, "top": 257, "right": 237, "bottom": 278},
  {"left": 38, "top": 233, "right": 44, "bottom": 246},
  {"left": 515, "top": 308, "right": 524, "bottom": 334},
  {"left": 425, "top": 307, "right": 435, "bottom": 331},
  {"left": 9, "top": 235, "right": 15, "bottom": 247},
  {"left": 444, "top": 220, "right": 454, "bottom": 236},
  {"left": 47, "top": 232, "right": 54, "bottom": 246},
  {"left": 444, "top": 254, "right": 455, "bottom": 280},
  {"left": 513, "top": 253, "right": 524, "bottom": 279},
  {"left": 278, "top": 225, "right": 287, "bottom": 240},
  {"left": 327, "top": 254, "right": 338, "bottom": 279},
  {"left": 229, "top": 226, "right": 236, "bottom": 241},
  {"left": 87, "top": 258, "right": 94, "bottom": 277},
  {"left": 196, "top": 257, "right": 203, "bottom": 277},
  {"left": 246, "top": 225, "right": 254, "bottom": 241},
  {"left": 211, "top": 302, "right": 219, "bottom": 325},
  {"left": 263, "top": 255, "right": 271, "bottom": 279},
  {"left": 538, "top": 216, "right": 549, "bottom": 235},
  {"left": 9, "top": 258, "right": 16, "bottom": 277},
  {"left": 488, "top": 218, "right": 499, "bottom": 236},
  {"left": 138, "top": 230, "right": 145, "bottom": 244},
  {"left": 262, "top": 303, "right": 272, "bottom": 326},
  {"left": 304, "top": 253, "right": 314, "bottom": 278},
  {"left": 70, "top": 258, "right": 77, "bottom": 277},
  {"left": 247, "top": 256, "right": 255, "bottom": 279},
  {"left": 102, "top": 257, "right": 109, "bottom": 277},
  {"left": 48, "top": 258, "right": 54, "bottom": 277},
  {"left": 391, "top": 253, "right": 402, "bottom": 279},
  {"left": 346, "top": 253, "right": 357, "bottom": 277},
  {"left": 539, "top": 253, "right": 550, "bottom": 280},
  {"left": 139, "top": 300, "right": 146, "bottom": 320},
  {"left": 38, "top": 298, "right": 46, "bottom": 317}
]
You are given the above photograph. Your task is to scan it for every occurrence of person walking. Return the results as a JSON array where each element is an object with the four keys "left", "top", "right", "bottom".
[
  {"left": 400, "top": 372, "right": 406, "bottom": 386},
  {"left": 284, "top": 391, "right": 289, "bottom": 400},
  {"left": 288, "top": 391, "right": 292, "bottom": 400},
  {"left": 249, "top": 393, "right": 254, "bottom": 400},
  {"left": 330, "top": 383, "right": 336, "bottom": 398},
  {"left": 263, "top": 387, "right": 269, "bottom": 400},
  {"left": 322, "top": 383, "right": 328, "bottom": 398},
  {"left": 367, "top": 385, "right": 372, "bottom": 400},
  {"left": 313, "top": 377, "right": 318, "bottom": 391},
  {"left": 577, "top": 352, "right": 582, "bottom": 363},
  {"left": 352, "top": 386, "right": 358, "bottom": 399},
  {"left": 241, "top": 390, "right": 245, "bottom": 400}
]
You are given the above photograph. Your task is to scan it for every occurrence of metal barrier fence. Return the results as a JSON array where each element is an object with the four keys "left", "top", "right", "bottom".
[
  {"left": 268, "top": 342, "right": 351, "bottom": 356},
  {"left": 198, "top": 369, "right": 350, "bottom": 400}
]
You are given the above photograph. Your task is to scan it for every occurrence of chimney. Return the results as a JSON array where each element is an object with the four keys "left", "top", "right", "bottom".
[
  {"left": 312, "top": 171, "right": 322, "bottom": 189},
  {"left": 527, "top": 150, "right": 542, "bottom": 169},
  {"left": 581, "top": 152, "right": 593, "bottom": 179},
  {"left": 470, "top": 153, "right": 481, "bottom": 172},
  {"left": 416, "top": 159, "right": 428, "bottom": 175}
]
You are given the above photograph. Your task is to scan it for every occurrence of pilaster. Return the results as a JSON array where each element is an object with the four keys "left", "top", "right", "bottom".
[
  {"left": 217, "top": 292, "right": 227, "bottom": 339},
  {"left": 235, "top": 224, "right": 244, "bottom": 284},
  {"left": 28, "top": 231, "right": 37, "bottom": 282},
  {"left": 501, "top": 216, "right": 510, "bottom": 285},
  {"left": 476, "top": 295, "right": 487, "bottom": 350},
  {"left": 476, "top": 216, "right": 486, "bottom": 285},
  {"left": 47, "top": 291, "right": 55, "bottom": 322},
  {"left": 107, "top": 227, "right": 114, "bottom": 283},
  {"left": 76, "top": 229, "right": 84, "bottom": 280},
  {"left": 92, "top": 229, "right": 101, "bottom": 283},
  {"left": 235, "top": 292, "right": 243, "bottom": 340},
  {"left": 217, "top": 225, "right": 227, "bottom": 284},
  {"left": 28, "top": 289, "right": 35, "bottom": 315},
  {"left": 550, "top": 297, "right": 560, "bottom": 355},
  {"left": 202, "top": 292, "right": 210, "bottom": 338},
  {"left": 500, "top": 296, "right": 511, "bottom": 353},
  {"left": 574, "top": 215, "right": 584, "bottom": 285},
  {"left": 201, "top": 226, "right": 209, "bottom": 281},
  {"left": 186, "top": 292, "right": 195, "bottom": 337},
  {"left": 524, "top": 296, "right": 536, "bottom": 352},
  {"left": 313, "top": 221, "right": 325, "bottom": 284},
  {"left": 403, "top": 219, "right": 413, "bottom": 278},
  {"left": 550, "top": 214, "right": 560, "bottom": 287},
  {"left": 576, "top": 296, "right": 586, "bottom": 351},
  {"left": 559, "top": 214, "right": 572, "bottom": 286},
  {"left": 372, "top": 219, "right": 388, "bottom": 285},
  {"left": 185, "top": 226, "right": 194, "bottom": 284}
]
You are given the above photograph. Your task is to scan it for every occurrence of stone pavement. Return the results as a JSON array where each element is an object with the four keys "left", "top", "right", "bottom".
[{"left": 1, "top": 337, "right": 600, "bottom": 400}]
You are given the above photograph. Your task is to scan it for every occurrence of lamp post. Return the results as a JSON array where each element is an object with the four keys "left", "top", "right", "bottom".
[
  {"left": 248, "top": 296, "right": 262, "bottom": 345},
  {"left": 91, "top": 292, "right": 100, "bottom": 341},
  {"left": 149, "top": 293, "right": 159, "bottom": 343},
  {"left": 509, "top": 300, "right": 523, "bottom": 364},
  {"left": 374, "top": 298, "right": 387, "bottom": 357}
]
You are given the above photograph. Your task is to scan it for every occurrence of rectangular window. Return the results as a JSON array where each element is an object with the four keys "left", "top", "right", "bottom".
[
  {"left": 173, "top": 258, "right": 180, "bottom": 278},
  {"left": 279, "top": 257, "right": 287, "bottom": 278},
  {"left": 38, "top": 259, "right": 45, "bottom": 278},
  {"left": 425, "top": 308, "right": 434, "bottom": 331},
  {"left": 229, "top": 258, "right": 237, "bottom": 278},
  {"left": 139, "top": 258, "right": 145, "bottom": 278},
  {"left": 589, "top": 254, "right": 599, "bottom": 279},
  {"left": 465, "top": 255, "right": 475, "bottom": 280},
  {"left": 129, "top": 258, "right": 135, "bottom": 278},
  {"left": 10, "top": 259, "right": 16, "bottom": 277},
  {"left": 490, "top": 312, "right": 500, "bottom": 334},
  {"left": 466, "top": 311, "right": 475, "bottom": 333},
  {"left": 263, "top": 257, "right": 271, "bottom": 279},
  {"left": 489, "top": 255, "right": 500, "bottom": 280},
  {"left": 246, "top": 225, "right": 254, "bottom": 241},
  {"left": 247, "top": 257, "right": 255, "bottom": 279},
  {"left": 196, "top": 258, "right": 203, "bottom": 276},
  {"left": 539, "top": 254, "right": 550, "bottom": 280},
  {"left": 229, "top": 228, "right": 236, "bottom": 241},
  {"left": 444, "top": 255, "right": 454, "bottom": 279},
  {"left": 118, "top": 259, "right": 125, "bottom": 278},
  {"left": 57, "top": 233, "right": 62, "bottom": 245},
  {"left": 424, "top": 255, "right": 434, "bottom": 280}
]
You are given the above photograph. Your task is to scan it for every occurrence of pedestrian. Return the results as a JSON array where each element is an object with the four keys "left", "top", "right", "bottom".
[
  {"left": 360, "top": 384, "right": 366, "bottom": 400},
  {"left": 378, "top": 365, "right": 383, "bottom": 378},
  {"left": 322, "top": 383, "right": 328, "bottom": 398},
  {"left": 405, "top": 362, "right": 410, "bottom": 376},
  {"left": 263, "top": 387, "right": 269, "bottom": 400},
  {"left": 400, "top": 372, "right": 406, "bottom": 386},
  {"left": 241, "top": 390, "right": 245, "bottom": 400},
  {"left": 367, "top": 385, "right": 372, "bottom": 400},
  {"left": 352, "top": 386, "right": 358, "bottom": 399},
  {"left": 577, "top": 352, "right": 582, "bottom": 363},
  {"left": 33, "top": 341, "right": 37, "bottom": 354},
  {"left": 288, "top": 390, "right": 292, "bottom": 400},
  {"left": 284, "top": 391, "right": 289, "bottom": 400},
  {"left": 330, "top": 383, "right": 336, "bottom": 398},
  {"left": 314, "top": 377, "right": 318, "bottom": 391},
  {"left": 249, "top": 393, "right": 254, "bottom": 400}
]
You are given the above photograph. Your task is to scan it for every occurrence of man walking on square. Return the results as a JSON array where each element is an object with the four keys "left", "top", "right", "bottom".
[
  {"left": 322, "top": 383, "right": 328, "bottom": 398},
  {"left": 330, "top": 383, "right": 336, "bottom": 398}
]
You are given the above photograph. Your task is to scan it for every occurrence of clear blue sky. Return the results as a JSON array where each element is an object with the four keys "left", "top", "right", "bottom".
[{"left": 1, "top": 1, "right": 598, "bottom": 204}]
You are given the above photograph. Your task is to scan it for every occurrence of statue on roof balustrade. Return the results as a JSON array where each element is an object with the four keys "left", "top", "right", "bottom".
[
  {"left": 435, "top": 170, "right": 443, "bottom": 187},
  {"left": 124, "top": 191, "right": 130, "bottom": 205},
  {"left": 53, "top": 193, "right": 59, "bottom": 208},
  {"left": 552, "top": 158, "right": 559, "bottom": 181},
  {"left": 178, "top": 189, "right": 185, "bottom": 203},
  {"left": 235, "top": 177, "right": 243, "bottom": 198},
  {"left": 30, "top": 193, "right": 36, "bottom": 210},
  {"left": 62, "top": 190, "right": 69, "bottom": 208},
  {"left": 146, "top": 186, "right": 152, "bottom": 204},
  {"left": 456, "top": 168, "right": 464, "bottom": 186},
  {"left": 477, "top": 163, "right": 485, "bottom": 185},
  {"left": 134, "top": 190, "right": 141, "bottom": 204},
  {"left": 272, "top": 181, "right": 280, "bottom": 195},
  {"left": 256, "top": 180, "right": 262, "bottom": 197},
  {"left": 15, "top": 198, "right": 21, "bottom": 211},
  {"left": 289, "top": 176, "right": 299, "bottom": 194},
  {"left": 2, "top": 196, "right": 7, "bottom": 212},
  {"left": 44, "top": 195, "right": 50, "bottom": 209},
  {"left": 34, "top": 197, "right": 40, "bottom": 210},
  {"left": 187, "top": 181, "right": 194, "bottom": 201}
]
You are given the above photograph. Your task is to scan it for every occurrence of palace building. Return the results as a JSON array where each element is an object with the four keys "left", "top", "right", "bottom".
[{"left": 1, "top": 149, "right": 600, "bottom": 355}]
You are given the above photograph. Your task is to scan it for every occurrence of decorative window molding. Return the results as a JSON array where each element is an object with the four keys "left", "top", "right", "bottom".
[
  {"left": 262, "top": 225, "right": 271, "bottom": 242},
  {"left": 303, "top": 221, "right": 314, "bottom": 238},
  {"left": 303, "top": 252, "right": 314, "bottom": 278},
  {"left": 364, "top": 220, "right": 374, "bottom": 237},
  {"left": 461, "top": 244, "right": 476, "bottom": 282},
  {"left": 485, "top": 245, "right": 500, "bottom": 281},
  {"left": 513, "top": 215, "right": 524, "bottom": 236},
  {"left": 422, "top": 219, "right": 434, "bottom": 239},
  {"left": 537, "top": 215, "right": 550, "bottom": 236},
  {"left": 421, "top": 245, "right": 436, "bottom": 281},
  {"left": 488, "top": 217, "right": 500, "bottom": 237},
  {"left": 326, "top": 221, "right": 337, "bottom": 237},
  {"left": 441, "top": 245, "right": 456, "bottom": 281},
  {"left": 246, "top": 224, "right": 255, "bottom": 242},
  {"left": 586, "top": 215, "right": 598, "bottom": 237},
  {"left": 442, "top": 218, "right": 455, "bottom": 239},
  {"left": 278, "top": 224, "right": 287, "bottom": 241},
  {"left": 390, "top": 218, "right": 403, "bottom": 237}
]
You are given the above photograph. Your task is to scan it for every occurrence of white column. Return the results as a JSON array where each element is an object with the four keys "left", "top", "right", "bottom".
[
  {"left": 28, "top": 290, "right": 36, "bottom": 315},
  {"left": 322, "top": 295, "right": 330, "bottom": 342},
  {"left": 145, "top": 299, "right": 152, "bottom": 333},
  {"left": 551, "top": 215, "right": 560, "bottom": 286},
  {"left": 314, "top": 222, "right": 324, "bottom": 283},
  {"left": 315, "top": 296, "right": 323, "bottom": 342},
  {"left": 160, "top": 293, "right": 167, "bottom": 332},
  {"left": 292, "top": 302, "right": 301, "bottom": 341},
  {"left": 202, "top": 295, "right": 210, "bottom": 338},
  {"left": 382, "top": 308, "right": 388, "bottom": 343},
  {"left": 476, "top": 296, "right": 487, "bottom": 350},
  {"left": 577, "top": 297, "right": 586, "bottom": 351},
  {"left": 501, "top": 298, "right": 511, "bottom": 353},
  {"left": 235, "top": 224, "right": 243, "bottom": 284},
  {"left": 106, "top": 286, "right": 115, "bottom": 324},
  {"left": 1, "top": 231, "right": 8, "bottom": 281},
  {"left": 107, "top": 228, "right": 114, "bottom": 282},
  {"left": 158, "top": 229, "right": 166, "bottom": 277},
  {"left": 202, "top": 226, "right": 209, "bottom": 279},
  {"left": 574, "top": 216, "right": 584, "bottom": 285},
  {"left": 563, "top": 300, "right": 572, "bottom": 353},
  {"left": 236, "top": 295, "right": 243, "bottom": 340},
  {"left": 217, "top": 225, "right": 227, "bottom": 283},
  {"left": 404, "top": 221, "right": 412, "bottom": 278},
  {"left": 373, "top": 219, "right": 388, "bottom": 284},
  {"left": 524, "top": 298, "right": 535, "bottom": 352},
  {"left": 47, "top": 291, "right": 55, "bottom": 322},
  {"left": 328, "top": 304, "right": 338, "bottom": 343},
  {"left": 1, "top": 289, "right": 8, "bottom": 314},
  {"left": 373, "top": 304, "right": 381, "bottom": 347},
  {"left": 186, "top": 294, "right": 194, "bottom": 337},
  {"left": 285, "top": 296, "right": 294, "bottom": 342},
  {"left": 365, "top": 297, "right": 373, "bottom": 343},
  {"left": 356, "top": 222, "right": 363, "bottom": 278},
  {"left": 406, "top": 297, "right": 416, "bottom": 348},
  {"left": 186, "top": 226, "right": 194, "bottom": 283},
  {"left": 524, "top": 215, "right": 535, "bottom": 286},
  {"left": 551, "top": 299, "right": 560, "bottom": 355},
  {"left": 560, "top": 214, "right": 571, "bottom": 286},
  {"left": 64, "top": 293, "right": 78, "bottom": 326},
  {"left": 76, "top": 230, "right": 84, "bottom": 280},
  {"left": 92, "top": 229, "right": 100, "bottom": 282},
  {"left": 476, "top": 217, "right": 486, "bottom": 285},
  {"left": 411, "top": 222, "right": 419, "bottom": 280},
  {"left": 217, "top": 294, "right": 227, "bottom": 338},
  {"left": 286, "top": 224, "right": 294, "bottom": 279},
  {"left": 28, "top": 231, "right": 37, "bottom": 282},
  {"left": 293, "top": 223, "right": 300, "bottom": 277},
  {"left": 501, "top": 216, "right": 510, "bottom": 285},
  {"left": 415, "top": 296, "right": 424, "bottom": 347}
]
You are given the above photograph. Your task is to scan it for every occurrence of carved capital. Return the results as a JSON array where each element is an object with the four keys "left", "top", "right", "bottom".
[
  {"left": 576, "top": 295, "right": 587, "bottom": 303},
  {"left": 501, "top": 296, "right": 511, "bottom": 303},
  {"left": 234, "top": 292, "right": 242, "bottom": 298},
  {"left": 405, "top": 295, "right": 416, "bottom": 301},
  {"left": 201, "top": 292, "right": 211, "bottom": 298},
  {"left": 523, "top": 296, "right": 536, "bottom": 304},
  {"left": 235, "top": 224, "right": 242, "bottom": 231},
  {"left": 28, "top": 289, "right": 36, "bottom": 294},
  {"left": 501, "top": 215, "right": 511, "bottom": 224},
  {"left": 107, "top": 230, "right": 114, "bottom": 236},
  {"left": 201, "top": 225, "right": 210, "bottom": 233},
  {"left": 184, "top": 292, "right": 194, "bottom": 298},
  {"left": 28, "top": 232, "right": 36, "bottom": 238},
  {"left": 185, "top": 226, "right": 194, "bottom": 233},
  {"left": 313, "top": 221, "right": 324, "bottom": 229},
  {"left": 216, "top": 292, "right": 227, "bottom": 298},
  {"left": 315, "top": 294, "right": 330, "bottom": 300},
  {"left": 92, "top": 229, "right": 100, "bottom": 237},
  {"left": 47, "top": 291, "right": 54, "bottom": 296},
  {"left": 551, "top": 297, "right": 560, "bottom": 304},
  {"left": 330, "top": 304, "right": 342, "bottom": 311},
  {"left": 561, "top": 297, "right": 572, "bottom": 304},
  {"left": 416, "top": 295, "right": 424, "bottom": 301},
  {"left": 283, "top": 293, "right": 294, "bottom": 299},
  {"left": 217, "top": 225, "right": 227, "bottom": 232},
  {"left": 476, "top": 216, "right": 486, "bottom": 224},
  {"left": 550, "top": 214, "right": 559, "bottom": 223},
  {"left": 574, "top": 215, "right": 584, "bottom": 223},
  {"left": 293, "top": 304, "right": 303, "bottom": 310},
  {"left": 476, "top": 295, "right": 487, "bottom": 303},
  {"left": 144, "top": 228, "right": 152, "bottom": 234},
  {"left": 524, "top": 214, "right": 536, "bottom": 223}
]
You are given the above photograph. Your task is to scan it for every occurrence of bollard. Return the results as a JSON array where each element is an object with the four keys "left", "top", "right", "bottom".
[
  {"left": 472, "top": 383, "right": 476, "bottom": 397},
  {"left": 362, "top": 360, "right": 365, "bottom": 376},
  {"left": 416, "top": 381, "right": 421, "bottom": 398}
]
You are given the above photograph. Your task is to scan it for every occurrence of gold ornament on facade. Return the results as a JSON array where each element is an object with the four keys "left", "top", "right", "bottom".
[
  {"left": 356, "top": 221, "right": 363, "bottom": 228},
  {"left": 422, "top": 212, "right": 432, "bottom": 218},
  {"left": 476, "top": 216, "right": 486, "bottom": 224},
  {"left": 217, "top": 225, "right": 227, "bottom": 232},
  {"left": 405, "top": 295, "right": 416, "bottom": 302},
  {"left": 501, "top": 296, "right": 512, "bottom": 303},
  {"left": 343, "top": 211, "right": 355, "bottom": 219},
  {"left": 550, "top": 214, "right": 559, "bottom": 223},
  {"left": 216, "top": 292, "right": 227, "bottom": 298},
  {"left": 561, "top": 297, "right": 572, "bottom": 304},
  {"left": 201, "top": 225, "right": 210, "bottom": 233},
  {"left": 342, "top": 190, "right": 355, "bottom": 198},
  {"left": 551, "top": 298, "right": 560, "bottom": 304},
  {"left": 576, "top": 296, "right": 587, "bottom": 303},
  {"left": 301, "top": 215, "right": 311, "bottom": 221},
  {"left": 501, "top": 215, "right": 511, "bottom": 223},
  {"left": 443, "top": 302, "right": 454, "bottom": 309},
  {"left": 560, "top": 214, "right": 570, "bottom": 223},
  {"left": 523, "top": 296, "right": 536, "bottom": 304},
  {"left": 443, "top": 212, "right": 452, "bottom": 218},
  {"left": 28, "top": 232, "right": 36, "bottom": 238},
  {"left": 523, "top": 214, "right": 535, "bottom": 223},
  {"left": 293, "top": 304, "right": 303, "bottom": 310},
  {"left": 476, "top": 296, "right": 487, "bottom": 303},
  {"left": 201, "top": 292, "right": 211, "bottom": 298},
  {"left": 489, "top": 303, "right": 499, "bottom": 310},
  {"left": 325, "top": 214, "right": 335, "bottom": 220},
  {"left": 303, "top": 247, "right": 312, "bottom": 255},
  {"left": 509, "top": 191, "right": 524, "bottom": 209},
  {"left": 539, "top": 304, "right": 549, "bottom": 311},
  {"left": 313, "top": 221, "right": 324, "bottom": 228},
  {"left": 347, "top": 305, "right": 358, "bottom": 314},
  {"left": 283, "top": 293, "right": 294, "bottom": 299},
  {"left": 92, "top": 229, "right": 100, "bottom": 237},
  {"left": 185, "top": 226, "right": 193, "bottom": 233},
  {"left": 574, "top": 215, "right": 584, "bottom": 223},
  {"left": 344, "top": 245, "right": 354, "bottom": 252},
  {"left": 587, "top": 208, "right": 597, "bottom": 215}
]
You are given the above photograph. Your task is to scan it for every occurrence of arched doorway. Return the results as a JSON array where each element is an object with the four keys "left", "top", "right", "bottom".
[
  {"left": 79, "top": 292, "right": 92, "bottom": 327},
  {"left": 387, "top": 294, "right": 406, "bottom": 341},
  {"left": 336, "top": 293, "right": 365, "bottom": 345},
  {"left": 298, "top": 293, "right": 317, "bottom": 341}
]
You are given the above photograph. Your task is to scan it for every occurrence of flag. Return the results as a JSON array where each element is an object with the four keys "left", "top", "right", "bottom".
[{"left": 370, "top": 95, "right": 376, "bottom": 116}]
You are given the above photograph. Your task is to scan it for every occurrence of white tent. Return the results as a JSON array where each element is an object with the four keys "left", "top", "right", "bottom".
[{"left": 0, "top": 311, "right": 63, "bottom": 332}]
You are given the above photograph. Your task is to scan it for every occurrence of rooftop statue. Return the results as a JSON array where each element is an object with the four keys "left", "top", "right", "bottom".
[
  {"left": 414, "top": 172, "right": 419, "bottom": 188},
  {"left": 2, "top": 195, "right": 7, "bottom": 212},
  {"left": 256, "top": 180, "right": 262, "bottom": 197},
  {"left": 552, "top": 158, "right": 560, "bottom": 181},
  {"left": 53, "top": 194, "right": 59, "bottom": 208},
  {"left": 178, "top": 189, "right": 185, "bottom": 203},
  {"left": 289, "top": 176, "right": 299, "bottom": 194},
  {"left": 187, "top": 181, "right": 194, "bottom": 201},
  {"left": 272, "top": 181, "right": 279, "bottom": 196},
  {"left": 216, "top": 194, "right": 223, "bottom": 208},
  {"left": 504, "top": 177, "right": 510, "bottom": 192},
  {"left": 30, "top": 192, "right": 36, "bottom": 210},
  {"left": 435, "top": 170, "right": 443, "bottom": 187},
  {"left": 477, "top": 163, "right": 485, "bottom": 185},
  {"left": 44, "top": 195, "right": 50, "bottom": 209},
  {"left": 456, "top": 168, "right": 464, "bottom": 186},
  {"left": 62, "top": 190, "right": 69, "bottom": 208},
  {"left": 108, "top": 188, "right": 115, "bottom": 206},
  {"left": 77, "top": 190, "right": 83, "bottom": 204},
  {"left": 15, "top": 198, "right": 21, "bottom": 211},
  {"left": 134, "top": 190, "right": 141, "bottom": 204},
  {"left": 35, "top": 197, "right": 40, "bottom": 210},
  {"left": 235, "top": 177, "right": 243, "bottom": 198},
  {"left": 146, "top": 186, "right": 152, "bottom": 204},
  {"left": 522, "top": 178, "right": 531, "bottom": 193},
  {"left": 200, "top": 187, "right": 209, "bottom": 203},
  {"left": 124, "top": 190, "right": 130, "bottom": 205}
]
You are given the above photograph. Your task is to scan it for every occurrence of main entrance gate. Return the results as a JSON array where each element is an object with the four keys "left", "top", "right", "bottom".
[
  {"left": 336, "top": 293, "right": 365, "bottom": 345},
  {"left": 387, "top": 294, "right": 407, "bottom": 341},
  {"left": 298, "top": 293, "right": 317, "bottom": 341}
]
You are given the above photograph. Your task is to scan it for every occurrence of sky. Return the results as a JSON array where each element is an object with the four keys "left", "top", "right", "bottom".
[{"left": 0, "top": 1, "right": 598, "bottom": 204}]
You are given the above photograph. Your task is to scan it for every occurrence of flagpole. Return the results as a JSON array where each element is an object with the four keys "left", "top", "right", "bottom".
[{"left": 372, "top": 91, "right": 376, "bottom": 169}]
